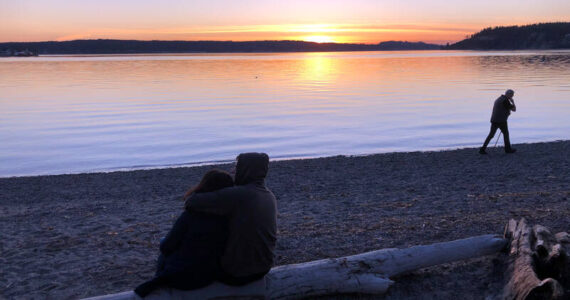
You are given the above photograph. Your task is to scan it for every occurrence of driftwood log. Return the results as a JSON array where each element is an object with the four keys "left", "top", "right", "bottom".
[
  {"left": 84, "top": 234, "right": 506, "bottom": 300},
  {"left": 502, "top": 218, "right": 569, "bottom": 300}
]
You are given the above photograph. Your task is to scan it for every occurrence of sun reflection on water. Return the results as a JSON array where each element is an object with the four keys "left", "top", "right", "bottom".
[{"left": 297, "top": 53, "right": 338, "bottom": 85}]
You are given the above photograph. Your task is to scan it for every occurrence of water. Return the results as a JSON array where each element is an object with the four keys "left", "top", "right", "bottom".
[{"left": 1, "top": 50, "right": 569, "bottom": 177}]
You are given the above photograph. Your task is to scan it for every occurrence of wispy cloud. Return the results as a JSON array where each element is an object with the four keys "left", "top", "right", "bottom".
[
  {"left": 97, "top": 23, "right": 476, "bottom": 34},
  {"left": 53, "top": 23, "right": 478, "bottom": 44}
]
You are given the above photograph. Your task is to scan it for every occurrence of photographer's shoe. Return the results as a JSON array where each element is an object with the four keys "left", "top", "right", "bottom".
[
  {"left": 505, "top": 148, "right": 517, "bottom": 154},
  {"left": 479, "top": 148, "right": 487, "bottom": 154}
]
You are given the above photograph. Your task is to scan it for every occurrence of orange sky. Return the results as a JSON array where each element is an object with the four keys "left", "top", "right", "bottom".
[
  {"left": 45, "top": 24, "right": 481, "bottom": 44},
  {"left": 1, "top": 0, "right": 569, "bottom": 44}
]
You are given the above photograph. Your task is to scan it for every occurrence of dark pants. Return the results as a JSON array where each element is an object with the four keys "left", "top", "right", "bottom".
[
  {"left": 134, "top": 254, "right": 219, "bottom": 297},
  {"left": 135, "top": 266, "right": 267, "bottom": 297},
  {"left": 218, "top": 269, "right": 268, "bottom": 286},
  {"left": 134, "top": 271, "right": 216, "bottom": 298},
  {"left": 482, "top": 122, "right": 512, "bottom": 151}
]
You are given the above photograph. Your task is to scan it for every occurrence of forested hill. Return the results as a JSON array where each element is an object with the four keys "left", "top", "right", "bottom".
[
  {"left": 446, "top": 22, "right": 570, "bottom": 50},
  {"left": 0, "top": 40, "right": 440, "bottom": 55}
]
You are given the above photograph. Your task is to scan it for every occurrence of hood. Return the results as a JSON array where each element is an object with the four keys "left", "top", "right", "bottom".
[{"left": 234, "top": 152, "right": 269, "bottom": 185}]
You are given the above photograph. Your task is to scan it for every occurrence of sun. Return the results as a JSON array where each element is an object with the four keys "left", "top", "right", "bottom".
[{"left": 303, "top": 35, "right": 336, "bottom": 43}]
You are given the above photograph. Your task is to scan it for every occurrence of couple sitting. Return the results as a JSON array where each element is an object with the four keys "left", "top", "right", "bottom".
[{"left": 135, "top": 153, "right": 277, "bottom": 297}]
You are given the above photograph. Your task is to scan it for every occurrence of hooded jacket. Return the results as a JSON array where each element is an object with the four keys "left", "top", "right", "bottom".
[{"left": 184, "top": 153, "right": 277, "bottom": 277}]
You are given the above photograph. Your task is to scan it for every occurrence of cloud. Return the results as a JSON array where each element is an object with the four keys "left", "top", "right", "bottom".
[{"left": 49, "top": 23, "right": 479, "bottom": 44}]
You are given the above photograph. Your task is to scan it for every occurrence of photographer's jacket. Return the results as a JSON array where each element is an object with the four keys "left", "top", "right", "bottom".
[
  {"left": 491, "top": 94, "right": 515, "bottom": 123},
  {"left": 184, "top": 153, "right": 277, "bottom": 278}
]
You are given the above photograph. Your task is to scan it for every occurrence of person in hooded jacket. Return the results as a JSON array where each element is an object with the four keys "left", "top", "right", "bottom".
[
  {"left": 134, "top": 169, "right": 234, "bottom": 297},
  {"left": 184, "top": 152, "right": 277, "bottom": 285}
]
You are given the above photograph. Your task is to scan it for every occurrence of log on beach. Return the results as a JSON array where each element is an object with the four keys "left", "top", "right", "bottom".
[
  {"left": 84, "top": 234, "right": 506, "bottom": 299},
  {"left": 502, "top": 218, "right": 569, "bottom": 300}
]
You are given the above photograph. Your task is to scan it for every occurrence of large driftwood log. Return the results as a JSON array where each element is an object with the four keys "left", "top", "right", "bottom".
[
  {"left": 84, "top": 234, "right": 506, "bottom": 300},
  {"left": 266, "top": 234, "right": 507, "bottom": 299},
  {"left": 502, "top": 218, "right": 569, "bottom": 300}
]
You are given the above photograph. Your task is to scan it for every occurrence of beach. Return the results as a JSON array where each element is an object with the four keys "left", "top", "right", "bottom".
[{"left": 1, "top": 141, "right": 569, "bottom": 299}]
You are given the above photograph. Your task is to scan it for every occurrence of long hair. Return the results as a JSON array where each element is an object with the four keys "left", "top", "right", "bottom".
[{"left": 183, "top": 169, "right": 234, "bottom": 200}]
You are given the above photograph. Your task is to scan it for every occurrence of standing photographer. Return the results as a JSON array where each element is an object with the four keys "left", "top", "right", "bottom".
[{"left": 479, "top": 89, "right": 517, "bottom": 154}]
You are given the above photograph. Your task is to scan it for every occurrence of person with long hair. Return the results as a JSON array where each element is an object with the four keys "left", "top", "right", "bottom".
[{"left": 135, "top": 169, "right": 234, "bottom": 297}]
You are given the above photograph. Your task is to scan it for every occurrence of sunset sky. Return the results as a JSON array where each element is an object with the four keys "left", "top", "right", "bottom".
[{"left": 1, "top": 0, "right": 569, "bottom": 44}]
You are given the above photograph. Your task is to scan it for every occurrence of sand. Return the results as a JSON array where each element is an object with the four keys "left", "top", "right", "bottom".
[{"left": 1, "top": 141, "right": 569, "bottom": 299}]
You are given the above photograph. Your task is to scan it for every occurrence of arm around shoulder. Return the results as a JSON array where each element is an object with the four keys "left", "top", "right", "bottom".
[{"left": 184, "top": 187, "right": 237, "bottom": 216}]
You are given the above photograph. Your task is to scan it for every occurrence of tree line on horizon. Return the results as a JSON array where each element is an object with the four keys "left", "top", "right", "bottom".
[
  {"left": 0, "top": 40, "right": 440, "bottom": 55},
  {"left": 445, "top": 22, "right": 570, "bottom": 50}
]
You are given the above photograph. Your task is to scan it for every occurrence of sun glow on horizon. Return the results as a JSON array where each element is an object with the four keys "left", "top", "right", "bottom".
[
  {"left": 2, "top": 0, "right": 570, "bottom": 44},
  {"left": 302, "top": 35, "right": 336, "bottom": 43}
]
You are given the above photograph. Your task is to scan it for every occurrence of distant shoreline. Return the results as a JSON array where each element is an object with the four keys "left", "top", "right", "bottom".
[
  {"left": 0, "top": 39, "right": 442, "bottom": 55},
  {"left": 2, "top": 22, "right": 569, "bottom": 55},
  {"left": 17, "top": 48, "right": 570, "bottom": 58},
  {"left": 2, "top": 47, "right": 569, "bottom": 58}
]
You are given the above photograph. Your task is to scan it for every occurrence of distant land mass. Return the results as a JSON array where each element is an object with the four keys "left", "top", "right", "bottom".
[
  {"left": 446, "top": 22, "right": 570, "bottom": 50},
  {"left": 0, "top": 40, "right": 440, "bottom": 55},
  {"left": 3, "top": 22, "right": 569, "bottom": 55}
]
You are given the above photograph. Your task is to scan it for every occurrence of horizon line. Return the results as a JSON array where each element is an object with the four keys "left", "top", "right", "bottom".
[
  {"left": 4, "top": 21, "right": 568, "bottom": 46},
  {"left": 0, "top": 38, "right": 446, "bottom": 46}
]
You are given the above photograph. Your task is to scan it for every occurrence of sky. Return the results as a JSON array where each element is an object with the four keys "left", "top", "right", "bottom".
[{"left": 1, "top": 0, "right": 569, "bottom": 44}]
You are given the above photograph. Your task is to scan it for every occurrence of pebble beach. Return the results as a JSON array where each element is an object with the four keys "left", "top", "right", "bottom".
[{"left": 1, "top": 141, "right": 569, "bottom": 299}]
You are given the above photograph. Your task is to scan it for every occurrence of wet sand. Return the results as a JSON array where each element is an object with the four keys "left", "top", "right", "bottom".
[{"left": 1, "top": 141, "right": 569, "bottom": 299}]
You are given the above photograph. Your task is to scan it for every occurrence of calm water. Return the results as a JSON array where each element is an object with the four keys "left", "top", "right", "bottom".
[{"left": 1, "top": 50, "right": 570, "bottom": 177}]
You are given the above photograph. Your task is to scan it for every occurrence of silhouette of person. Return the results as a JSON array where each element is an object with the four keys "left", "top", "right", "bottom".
[
  {"left": 185, "top": 152, "right": 277, "bottom": 286},
  {"left": 480, "top": 89, "right": 517, "bottom": 154},
  {"left": 135, "top": 169, "right": 233, "bottom": 297}
]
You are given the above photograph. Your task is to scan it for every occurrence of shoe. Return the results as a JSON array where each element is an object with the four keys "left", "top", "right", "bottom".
[
  {"left": 505, "top": 148, "right": 517, "bottom": 154},
  {"left": 479, "top": 148, "right": 487, "bottom": 154}
]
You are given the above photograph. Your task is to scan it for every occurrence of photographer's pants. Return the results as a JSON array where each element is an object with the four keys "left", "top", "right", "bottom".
[{"left": 482, "top": 122, "right": 512, "bottom": 151}]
